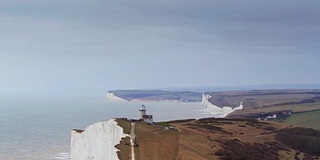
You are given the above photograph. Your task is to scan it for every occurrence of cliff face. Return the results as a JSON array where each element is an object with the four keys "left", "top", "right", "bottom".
[
  {"left": 106, "top": 92, "right": 127, "bottom": 102},
  {"left": 70, "top": 119, "right": 128, "bottom": 160},
  {"left": 201, "top": 93, "right": 243, "bottom": 116}
]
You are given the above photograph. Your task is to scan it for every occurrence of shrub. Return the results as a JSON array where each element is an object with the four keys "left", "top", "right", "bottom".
[{"left": 276, "top": 127, "right": 320, "bottom": 156}]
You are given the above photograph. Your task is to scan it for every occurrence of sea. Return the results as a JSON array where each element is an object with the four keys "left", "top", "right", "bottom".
[{"left": 0, "top": 91, "right": 216, "bottom": 160}]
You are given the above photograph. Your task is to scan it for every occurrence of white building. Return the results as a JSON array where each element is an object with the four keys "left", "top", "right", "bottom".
[{"left": 139, "top": 105, "right": 153, "bottom": 124}]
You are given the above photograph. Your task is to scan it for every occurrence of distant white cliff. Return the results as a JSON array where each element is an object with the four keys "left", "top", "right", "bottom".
[
  {"left": 201, "top": 93, "right": 243, "bottom": 117},
  {"left": 106, "top": 92, "right": 127, "bottom": 102},
  {"left": 70, "top": 119, "right": 128, "bottom": 160},
  {"left": 130, "top": 98, "right": 182, "bottom": 102}
]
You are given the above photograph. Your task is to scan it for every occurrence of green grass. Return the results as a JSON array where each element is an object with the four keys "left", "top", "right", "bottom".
[
  {"left": 284, "top": 110, "right": 320, "bottom": 130},
  {"left": 115, "top": 119, "right": 131, "bottom": 160},
  {"left": 116, "top": 118, "right": 131, "bottom": 134}
]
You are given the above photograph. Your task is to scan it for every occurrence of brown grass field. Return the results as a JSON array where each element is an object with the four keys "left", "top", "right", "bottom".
[{"left": 117, "top": 118, "right": 320, "bottom": 160}]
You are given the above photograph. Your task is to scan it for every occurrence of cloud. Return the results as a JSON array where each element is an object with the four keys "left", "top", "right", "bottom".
[
  {"left": 1, "top": 0, "right": 319, "bottom": 55},
  {"left": 0, "top": 0, "right": 319, "bottom": 92}
]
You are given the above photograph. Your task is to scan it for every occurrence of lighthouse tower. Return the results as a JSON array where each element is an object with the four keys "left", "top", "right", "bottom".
[
  {"left": 139, "top": 105, "right": 147, "bottom": 119},
  {"left": 139, "top": 105, "right": 153, "bottom": 124}
]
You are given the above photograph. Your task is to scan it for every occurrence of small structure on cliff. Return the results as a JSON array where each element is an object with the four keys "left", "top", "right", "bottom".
[{"left": 139, "top": 105, "right": 153, "bottom": 124}]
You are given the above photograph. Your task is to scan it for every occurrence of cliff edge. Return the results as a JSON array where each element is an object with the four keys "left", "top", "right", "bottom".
[
  {"left": 70, "top": 119, "right": 128, "bottom": 160},
  {"left": 106, "top": 92, "right": 127, "bottom": 102},
  {"left": 201, "top": 93, "right": 243, "bottom": 116}
]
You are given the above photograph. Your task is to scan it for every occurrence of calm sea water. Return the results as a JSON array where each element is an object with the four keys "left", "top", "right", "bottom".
[{"left": 0, "top": 92, "right": 215, "bottom": 160}]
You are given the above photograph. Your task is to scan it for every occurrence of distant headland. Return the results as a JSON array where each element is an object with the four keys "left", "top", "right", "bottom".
[{"left": 106, "top": 90, "right": 202, "bottom": 102}]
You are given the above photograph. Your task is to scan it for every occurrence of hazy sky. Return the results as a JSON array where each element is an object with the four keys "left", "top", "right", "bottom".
[{"left": 0, "top": 0, "right": 319, "bottom": 93}]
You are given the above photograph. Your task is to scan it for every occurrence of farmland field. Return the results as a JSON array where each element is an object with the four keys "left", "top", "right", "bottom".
[{"left": 284, "top": 110, "right": 320, "bottom": 130}]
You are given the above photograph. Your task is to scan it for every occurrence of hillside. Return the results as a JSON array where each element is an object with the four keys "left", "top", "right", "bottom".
[
  {"left": 107, "top": 90, "right": 202, "bottom": 102},
  {"left": 116, "top": 118, "right": 320, "bottom": 160},
  {"left": 202, "top": 89, "right": 320, "bottom": 117},
  {"left": 284, "top": 110, "right": 320, "bottom": 130}
]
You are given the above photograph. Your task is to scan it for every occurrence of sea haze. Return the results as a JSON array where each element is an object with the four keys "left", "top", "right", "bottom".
[{"left": 0, "top": 91, "right": 212, "bottom": 160}]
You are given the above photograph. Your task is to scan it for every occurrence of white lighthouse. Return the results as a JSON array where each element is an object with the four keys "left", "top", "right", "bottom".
[
  {"left": 139, "top": 105, "right": 153, "bottom": 124},
  {"left": 139, "top": 105, "right": 147, "bottom": 118}
]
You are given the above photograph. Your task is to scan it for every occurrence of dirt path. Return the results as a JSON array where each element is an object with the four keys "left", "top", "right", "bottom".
[{"left": 130, "top": 122, "right": 136, "bottom": 160}]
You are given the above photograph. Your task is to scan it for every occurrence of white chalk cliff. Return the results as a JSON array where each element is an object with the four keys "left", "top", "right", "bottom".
[
  {"left": 70, "top": 119, "right": 128, "bottom": 160},
  {"left": 106, "top": 92, "right": 127, "bottom": 102},
  {"left": 201, "top": 93, "right": 243, "bottom": 117}
]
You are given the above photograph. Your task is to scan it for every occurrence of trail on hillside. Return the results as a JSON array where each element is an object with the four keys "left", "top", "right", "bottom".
[{"left": 130, "top": 122, "right": 135, "bottom": 160}]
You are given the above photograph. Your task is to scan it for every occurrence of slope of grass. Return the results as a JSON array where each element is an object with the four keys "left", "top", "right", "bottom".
[
  {"left": 276, "top": 127, "right": 320, "bottom": 156},
  {"left": 115, "top": 119, "right": 131, "bottom": 160},
  {"left": 284, "top": 110, "right": 320, "bottom": 130}
]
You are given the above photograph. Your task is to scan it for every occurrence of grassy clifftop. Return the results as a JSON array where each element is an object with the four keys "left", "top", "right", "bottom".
[{"left": 117, "top": 118, "right": 320, "bottom": 160}]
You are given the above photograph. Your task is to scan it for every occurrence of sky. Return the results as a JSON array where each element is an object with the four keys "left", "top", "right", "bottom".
[{"left": 0, "top": 0, "right": 319, "bottom": 93}]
